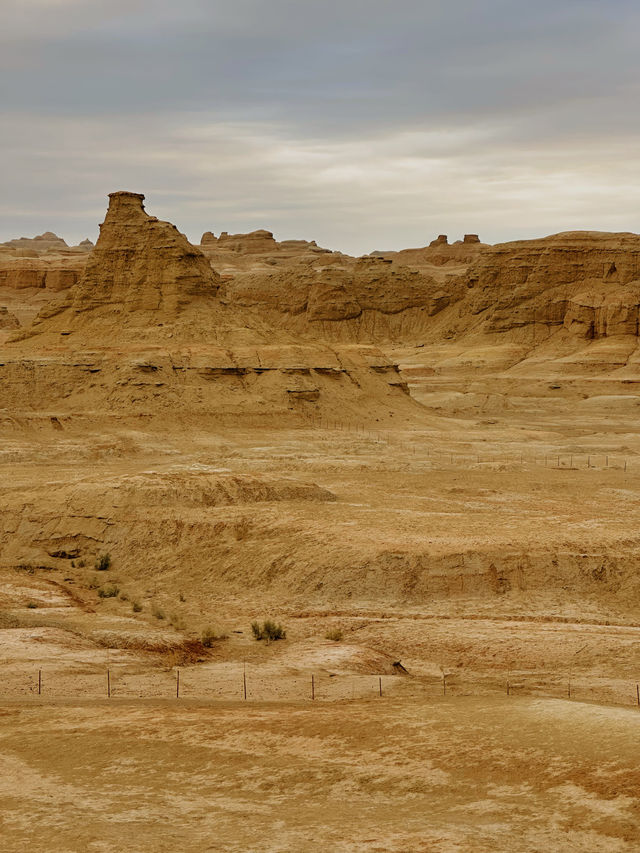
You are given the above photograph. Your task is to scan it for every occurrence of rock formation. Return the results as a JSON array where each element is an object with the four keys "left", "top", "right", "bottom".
[
  {"left": 1, "top": 191, "right": 417, "bottom": 424},
  {"left": 462, "top": 231, "right": 640, "bottom": 338},
  {"left": 27, "top": 191, "right": 222, "bottom": 335}
]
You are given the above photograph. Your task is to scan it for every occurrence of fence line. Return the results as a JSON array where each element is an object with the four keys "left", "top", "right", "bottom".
[
  {"left": 3, "top": 667, "right": 640, "bottom": 710},
  {"left": 303, "top": 416, "right": 635, "bottom": 474}
]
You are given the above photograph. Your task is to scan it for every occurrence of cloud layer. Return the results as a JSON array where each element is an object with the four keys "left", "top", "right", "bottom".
[{"left": 2, "top": 1, "right": 640, "bottom": 253}]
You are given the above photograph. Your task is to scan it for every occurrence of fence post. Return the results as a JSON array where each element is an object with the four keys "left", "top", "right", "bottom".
[
  {"left": 311, "top": 674, "right": 315, "bottom": 701},
  {"left": 379, "top": 676, "right": 382, "bottom": 697},
  {"left": 442, "top": 673, "right": 446, "bottom": 696},
  {"left": 637, "top": 684, "right": 639, "bottom": 707},
  {"left": 176, "top": 669, "right": 180, "bottom": 699},
  {"left": 107, "top": 669, "right": 111, "bottom": 699},
  {"left": 38, "top": 669, "right": 41, "bottom": 696},
  {"left": 243, "top": 662, "right": 247, "bottom": 701},
  {"left": 507, "top": 680, "right": 510, "bottom": 696}
]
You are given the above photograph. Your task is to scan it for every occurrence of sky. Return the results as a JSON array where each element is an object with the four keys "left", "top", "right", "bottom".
[{"left": 2, "top": 0, "right": 640, "bottom": 254}]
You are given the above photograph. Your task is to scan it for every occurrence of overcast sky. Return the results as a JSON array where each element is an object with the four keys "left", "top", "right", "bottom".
[{"left": 2, "top": 0, "right": 640, "bottom": 254}]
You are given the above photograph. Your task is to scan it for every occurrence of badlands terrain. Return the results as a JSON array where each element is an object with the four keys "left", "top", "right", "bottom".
[{"left": 1, "top": 192, "right": 639, "bottom": 852}]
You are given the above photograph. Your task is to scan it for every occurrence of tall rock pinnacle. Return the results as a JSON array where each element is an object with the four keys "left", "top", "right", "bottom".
[{"left": 68, "top": 191, "right": 220, "bottom": 317}]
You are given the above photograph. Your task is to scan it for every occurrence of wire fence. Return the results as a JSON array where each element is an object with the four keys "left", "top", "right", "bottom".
[
  {"left": 2, "top": 666, "right": 640, "bottom": 709},
  {"left": 303, "top": 416, "right": 635, "bottom": 473}
]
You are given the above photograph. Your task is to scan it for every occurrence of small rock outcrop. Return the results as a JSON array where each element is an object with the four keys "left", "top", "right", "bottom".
[{"left": 0, "top": 306, "right": 19, "bottom": 329}]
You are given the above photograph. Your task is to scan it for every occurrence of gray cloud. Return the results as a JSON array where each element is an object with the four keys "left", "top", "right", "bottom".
[{"left": 2, "top": 1, "right": 640, "bottom": 252}]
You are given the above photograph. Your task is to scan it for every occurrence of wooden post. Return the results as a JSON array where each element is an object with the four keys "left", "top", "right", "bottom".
[
  {"left": 176, "top": 669, "right": 180, "bottom": 699},
  {"left": 38, "top": 669, "right": 41, "bottom": 696},
  {"left": 311, "top": 674, "right": 315, "bottom": 701},
  {"left": 636, "top": 683, "right": 639, "bottom": 707},
  {"left": 507, "top": 680, "right": 510, "bottom": 696},
  {"left": 243, "top": 662, "right": 247, "bottom": 701},
  {"left": 107, "top": 669, "right": 111, "bottom": 699},
  {"left": 442, "top": 673, "right": 446, "bottom": 696},
  {"left": 379, "top": 676, "right": 382, "bottom": 697}
]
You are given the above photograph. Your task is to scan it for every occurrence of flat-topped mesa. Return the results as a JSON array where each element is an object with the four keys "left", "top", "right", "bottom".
[{"left": 33, "top": 191, "right": 221, "bottom": 329}]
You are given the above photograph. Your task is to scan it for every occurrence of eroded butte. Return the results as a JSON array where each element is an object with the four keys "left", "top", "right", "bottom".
[{"left": 1, "top": 193, "right": 639, "bottom": 853}]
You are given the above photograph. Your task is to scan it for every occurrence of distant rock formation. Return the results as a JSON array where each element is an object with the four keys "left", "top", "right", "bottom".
[
  {"left": 463, "top": 231, "right": 640, "bottom": 338},
  {"left": 0, "top": 257, "right": 85, "bottom": 291},
  {"left": 429, "top": 235, "right": 449, "bottom": 247},
  {"left": 204, "top": 229, "right": 278, "bottom": 254}
]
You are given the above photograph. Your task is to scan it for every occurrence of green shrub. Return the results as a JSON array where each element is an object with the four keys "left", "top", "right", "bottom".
[
  {"left": 252, "top": 619, "right": 286, "bottom": 642},
  {"left": 95, "top": 553, "right": 111, "bottom": 572},
  {"left": 97, "top": 584, "right": 119, "bottom": 599},
  {"left": 325, "top": 628, "right": 343, "bottom": 642},
  {"left": 132, "top": 600, "right": 143, "bottom": 613}
]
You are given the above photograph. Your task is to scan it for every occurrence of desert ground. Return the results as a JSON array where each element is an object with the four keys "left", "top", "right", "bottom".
[{"left": 1, "top": 195, "right": 639, "bottom": 851}]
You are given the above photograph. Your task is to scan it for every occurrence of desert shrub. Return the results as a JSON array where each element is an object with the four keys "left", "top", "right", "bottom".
[
  {"left": 119, "top": 591, "right": 129, "bottom": 601},
  {"left": 88, "top": 576, "right": 101, "bottom": 589},
  {"left": 152, "top": 605, "right": 166, "bottom": 620},
  {"left": 252, "top": 619, "right": 286, "bottom": 642},
  {"left": 325, "top": 628, "right": 343, "bottom": 642},
  {"left": 132, "top": 600, "right": 143, "bottom": 613},
  {"left": 95, "top": 553, "right": 111, "bottom": 572},
  {"left": 97, "top": 584, "right": 119, "bottom": 599},
  {"left": 78, "top": 559, "right": 86, "bottom": 568},
  {"left": 169, "top": 612, "right": 186, "bottom": 631},
  {"left": 26, "top": 601, "right": 38, "bottom": 610},
  {"left": 201, "top": 626, "right": 218, "bottom": 647},
  {"left": 178, "top": 591, "right": 186, "bottom": 602}
]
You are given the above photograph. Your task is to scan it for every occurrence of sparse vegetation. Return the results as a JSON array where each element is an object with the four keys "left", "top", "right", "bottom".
[
  {"left": 97, "top": 584, "right": 120, "bottom": 599},
  {"left": 251, "top": 619, "right": 286, "bottom": 642},
  {"left": 77, "top": 559, "right": 86, "bottom": 568},
  {"left": 169, "top": 612, "right": 186, "bottom": 631},
  {"left": 152, "top": 605, "right": 166, "bottom": 620},
  {"left": 201, "top": 625, "right": 227, "bottom": 647},
  {"left": 132, "top": 600, "right": 142, "bottom": 613},
  {"left": 95, "top": 553, "right": 111, "bottom": 572},
  {"left": 325, "top": 627, "right": 343, "bottom": 641},
  {"left": 119, "top": 591, "right": 129, "bottom": 601},
  {"left": 26, "top": 601, "right": 38, "bottom": 609},
  {"left": 178, "top": 591, "right": 186, "bottom": 602}
]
